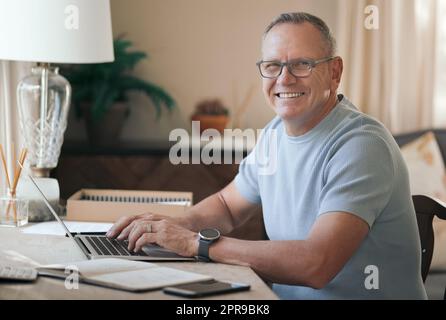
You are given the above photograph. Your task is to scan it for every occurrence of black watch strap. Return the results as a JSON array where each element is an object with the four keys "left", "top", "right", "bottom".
[{"left": 197, "top": 238, "right": 212, "bottom": 262}]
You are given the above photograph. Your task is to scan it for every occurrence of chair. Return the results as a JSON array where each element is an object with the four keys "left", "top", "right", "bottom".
[{"left": 412, "top": 195, "right": 446, "bottom": 299}]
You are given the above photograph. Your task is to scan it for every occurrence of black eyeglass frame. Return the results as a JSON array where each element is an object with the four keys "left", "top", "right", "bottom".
[{"left": 256, "top": 56, "right": 337, "bottom": 79}]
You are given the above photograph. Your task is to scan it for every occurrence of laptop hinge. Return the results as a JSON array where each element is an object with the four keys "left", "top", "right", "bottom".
[{"left": 74, "top": 236, "right": 92, "bottom": 259}]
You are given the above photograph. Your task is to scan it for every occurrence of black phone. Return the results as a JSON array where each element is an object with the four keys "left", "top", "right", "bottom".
[{"left": 163, "top": 279, "right": 250, "bottom": 298}]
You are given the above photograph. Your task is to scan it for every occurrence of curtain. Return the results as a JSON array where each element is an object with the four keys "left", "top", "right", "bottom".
[
  {"left": 337, "top": 0, "right": 440, "bottom": 134},
  {"left": 0, "top": 61, "right": 30, "bottom": 195},
  {"left": 433, "top": 1, "right": 446, "bottom": 127}
]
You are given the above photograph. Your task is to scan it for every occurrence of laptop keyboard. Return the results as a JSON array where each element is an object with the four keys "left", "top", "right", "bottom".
[{"left": 85, "top": 236, "right": 147, "bottom": 256}]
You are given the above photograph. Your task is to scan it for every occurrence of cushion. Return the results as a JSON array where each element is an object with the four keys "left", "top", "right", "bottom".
[{"left": 400, "top": 131, "right": 446, "bottom": 271}]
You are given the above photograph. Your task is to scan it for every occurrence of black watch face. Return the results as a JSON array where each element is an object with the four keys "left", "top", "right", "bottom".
[{"left": 200, "top": 228, "right": 220, "bottom": 240}]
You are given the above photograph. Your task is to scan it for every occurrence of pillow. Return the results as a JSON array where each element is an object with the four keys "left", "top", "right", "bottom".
[{"left": 400, "top": 131, "right": 446, "bottom": 271}]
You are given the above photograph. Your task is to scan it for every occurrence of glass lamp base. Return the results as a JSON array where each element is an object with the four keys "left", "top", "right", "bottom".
[{"left": 17, "top": 65, "right": 71, "bottom": 170}]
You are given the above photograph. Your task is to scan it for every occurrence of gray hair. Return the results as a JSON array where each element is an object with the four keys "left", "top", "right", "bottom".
[{"left": 264, "top": 12, "right": 337, "bottom": 56}]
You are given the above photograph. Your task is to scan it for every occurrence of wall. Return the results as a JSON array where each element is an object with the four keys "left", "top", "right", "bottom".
[{"left": 65, "top": 0, "right": 338, "bottom": 142}]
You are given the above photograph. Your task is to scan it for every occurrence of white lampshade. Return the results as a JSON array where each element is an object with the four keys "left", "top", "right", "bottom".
[{"left": 0, "top": 0, "right": 114, "bottom": 63}]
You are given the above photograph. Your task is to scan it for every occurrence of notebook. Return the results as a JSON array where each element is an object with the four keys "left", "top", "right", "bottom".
[
  {"left": 37, "top": 258, "right": 213, "bottom": 292},
  {"left": 67, "top": 189, "right": 193, "bottom": 222}
]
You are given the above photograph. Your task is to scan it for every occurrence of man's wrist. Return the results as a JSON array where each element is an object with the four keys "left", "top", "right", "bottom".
[
  {"left": 190, "top": 232, "right": 199, "bottom": 257},
  {"left": 197, "top": 228, "right": 221, "bottom": 262}
]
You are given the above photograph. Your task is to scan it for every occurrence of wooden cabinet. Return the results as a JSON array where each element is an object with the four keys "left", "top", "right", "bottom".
[{"left": 53, "top": 141, "right": 265, "bottom": 240}]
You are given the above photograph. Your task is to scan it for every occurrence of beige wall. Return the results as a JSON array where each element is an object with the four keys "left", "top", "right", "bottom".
[{"left": 66, "top": 0, "right": 338, "bottom": 142}]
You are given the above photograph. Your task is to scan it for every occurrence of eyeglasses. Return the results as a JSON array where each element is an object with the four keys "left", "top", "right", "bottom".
[{"left": 256, "top": 56, "right": 336, "bottom": 79}]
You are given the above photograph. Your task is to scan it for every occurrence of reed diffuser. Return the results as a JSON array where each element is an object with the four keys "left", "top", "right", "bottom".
[{"left": 0, "top": 144, "right": 29, "bottom": 227}]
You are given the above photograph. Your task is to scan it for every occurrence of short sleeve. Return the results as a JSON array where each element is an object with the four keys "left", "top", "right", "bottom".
[
  {"left": 234, "top": 147, "right": 262, "bottom": 204},
  {"left": 318, "top": 133, "right": 395, "bottom": 227}
]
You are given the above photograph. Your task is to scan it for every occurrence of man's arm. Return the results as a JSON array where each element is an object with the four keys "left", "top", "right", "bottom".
[
  {"left": 208, "top": 211, "right": 369, "bottom": 289},
  {"left": 106, "top": 180, "right": 260, "bottom": 239},
  {"left": 178, "top": 181, "right": 261, "bottom": 234},
  {"left": 183, "top": 182, "right": 369, "bottom": 288}
]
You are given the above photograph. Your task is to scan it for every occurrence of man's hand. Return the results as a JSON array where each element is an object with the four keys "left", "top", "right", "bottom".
[
  {"left": 106, "top": 213, "right": 179, "bottom": 239},
  {"left": 106, "top": 213, "right": 198, "bottom": 257},
  {"left": 128, "top": 219, "right": 198, "bottom": 256}
]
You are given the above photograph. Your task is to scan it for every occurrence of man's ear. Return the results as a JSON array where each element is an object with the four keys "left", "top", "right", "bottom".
[{"left": 331, "top": 57, "right": 343, "bottom": 88}]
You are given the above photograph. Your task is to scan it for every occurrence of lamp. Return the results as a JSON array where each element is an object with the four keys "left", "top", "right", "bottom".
[
  {"left": 0, "top": 0, "right": 113, "bottom": 220},
  {"left": 0, "top": 0, "right": 114, "bottom": 175}
]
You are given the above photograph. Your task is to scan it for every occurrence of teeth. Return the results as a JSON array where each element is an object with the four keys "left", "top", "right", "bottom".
[{"left": 277, "top": 92, "right": 305, "bottom": 98}]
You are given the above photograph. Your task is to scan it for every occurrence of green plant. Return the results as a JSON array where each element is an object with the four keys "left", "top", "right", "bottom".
[{"left": 60, "top": 38, "right": 176, "bottom": 122}]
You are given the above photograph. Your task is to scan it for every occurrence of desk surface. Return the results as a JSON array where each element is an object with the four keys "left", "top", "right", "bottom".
[{"left": 0, "top": 226, "right": 277, "bottom": 300}]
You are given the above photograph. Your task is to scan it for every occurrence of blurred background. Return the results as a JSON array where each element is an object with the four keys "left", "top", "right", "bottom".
[
  {"left": 2, "top": 0, "right": 445, "bottom": 146},
  {"left": 59, "top": 0, "right": 446, "bottom": 142}
]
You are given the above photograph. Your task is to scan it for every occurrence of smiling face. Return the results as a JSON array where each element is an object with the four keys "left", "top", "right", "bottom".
[{"left": 261, "top": 22, "right": 343, "bottom": 136}]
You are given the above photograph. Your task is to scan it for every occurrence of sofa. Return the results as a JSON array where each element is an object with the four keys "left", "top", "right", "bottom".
[{"left": 394, "top": 129, "right": 446, "bottom": 300}]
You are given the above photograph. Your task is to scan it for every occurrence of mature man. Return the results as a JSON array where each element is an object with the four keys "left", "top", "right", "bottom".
[{"left": 107, "top": 12, "right": 427, "bottom": 299}]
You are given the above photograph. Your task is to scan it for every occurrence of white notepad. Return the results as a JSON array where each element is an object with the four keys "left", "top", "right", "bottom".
[
  {"left": 37, "top": 258, "right": 212, "bottom": 292},
  {"left": 22, "top": 221, "right": 113, "bottom": 236}
]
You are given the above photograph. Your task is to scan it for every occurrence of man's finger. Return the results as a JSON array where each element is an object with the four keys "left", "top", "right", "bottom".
[
  {"left": 106, "top": 215, "right": 136, "bottom": 238},
  {"left": 134, "top": 233, "right": 156, "bottom": 252},
  {"left": 117, "top": 219, "right": 142, "bottom": 240},
  {"left": 128, "top": 223, "right": 153, "bottom": 251},
  {"left": 119, "top": 217, "right": 158, "bottom": 240}
]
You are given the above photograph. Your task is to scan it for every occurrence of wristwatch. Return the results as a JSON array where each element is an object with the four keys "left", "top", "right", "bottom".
[{"left": 197, "top": 228, "right": 221, "bottom": 262}]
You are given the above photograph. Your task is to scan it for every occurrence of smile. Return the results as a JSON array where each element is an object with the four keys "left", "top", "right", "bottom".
[{"left": 275, "top": 92, "right": 306, "bottom": 99}]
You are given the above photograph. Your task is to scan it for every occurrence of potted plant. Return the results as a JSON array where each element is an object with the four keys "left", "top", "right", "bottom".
[
  {"left": 191, "top": 99, "right": 230, "bottom": 134},
  {"left": 60, "top": 38, "right": 176, "bottom": 146}
]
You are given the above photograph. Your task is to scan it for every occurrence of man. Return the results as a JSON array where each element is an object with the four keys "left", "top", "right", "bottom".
[{"left": 107, "top": 12, "right": 427, "bottom": 299}]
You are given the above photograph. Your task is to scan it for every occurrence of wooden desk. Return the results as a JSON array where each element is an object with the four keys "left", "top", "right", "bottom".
[{"left": 0, "top": 226, "right": 277, "bottom": 300}]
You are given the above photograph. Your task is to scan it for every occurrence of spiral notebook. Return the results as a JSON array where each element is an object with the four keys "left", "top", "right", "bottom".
[{"left": 66, "top": 189, "right": 193, "bottom": 222}]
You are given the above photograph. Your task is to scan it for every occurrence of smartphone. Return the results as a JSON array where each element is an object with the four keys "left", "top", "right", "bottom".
[{"left": 163, "top": 279, "right": 250, "bottom": 298}]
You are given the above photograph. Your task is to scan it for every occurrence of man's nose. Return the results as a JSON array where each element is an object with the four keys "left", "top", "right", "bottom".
[{"left": 276, "top": 65, "right": 297, "bottom": 85}]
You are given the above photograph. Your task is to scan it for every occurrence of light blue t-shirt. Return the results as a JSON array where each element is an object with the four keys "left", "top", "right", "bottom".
[{"left": 235, "top": 95, "right": 427, "bottom": 299}]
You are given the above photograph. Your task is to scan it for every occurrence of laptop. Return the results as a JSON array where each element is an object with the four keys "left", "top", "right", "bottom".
[{"left": 22, "top": 164, "right": 195, "bottom": 261}]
